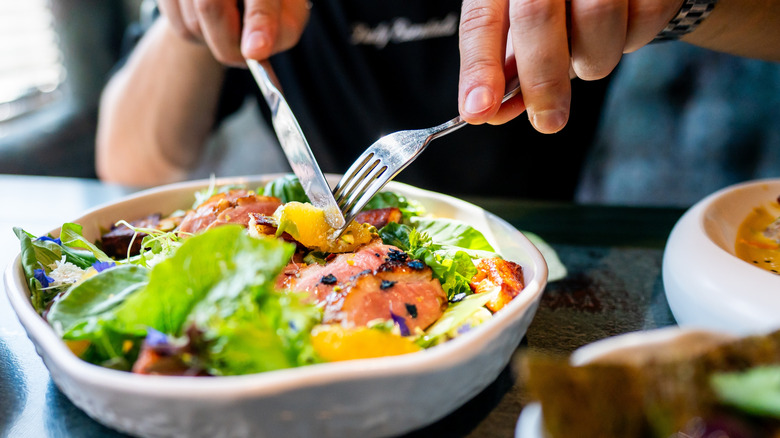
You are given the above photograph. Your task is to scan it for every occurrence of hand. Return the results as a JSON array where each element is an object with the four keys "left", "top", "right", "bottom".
[
  {"left": 457, "top": 0, "right": 684, "bottom": 133},
  {"left": 157, "top": 0, "right": 311, "bottom": 66}
]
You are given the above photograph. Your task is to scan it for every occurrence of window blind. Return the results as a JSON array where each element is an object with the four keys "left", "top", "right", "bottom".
[{"left": 0, "top": 0, "right": 66, "bottom": 122}]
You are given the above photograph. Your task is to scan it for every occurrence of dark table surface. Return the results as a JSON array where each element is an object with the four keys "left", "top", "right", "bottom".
[{"left": 0, "top": 175, "right": 686, "bottom": 438}]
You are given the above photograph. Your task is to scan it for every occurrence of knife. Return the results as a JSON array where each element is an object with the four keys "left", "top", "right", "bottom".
[{"left": 246, "top": 59, "right": 346, "bottom": 229}]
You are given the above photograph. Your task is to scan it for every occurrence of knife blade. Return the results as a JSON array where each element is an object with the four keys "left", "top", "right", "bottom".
[{"left": 247, "top": 59, "right": 345, "bottom": 229}]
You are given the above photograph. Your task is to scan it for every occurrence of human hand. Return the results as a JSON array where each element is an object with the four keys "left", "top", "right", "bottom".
[
  {"left": 157, "top": 0, "right": 311, "bottom": 66},
  {"left": 457, "top": 0, "right": 684, "bottom": 133}
]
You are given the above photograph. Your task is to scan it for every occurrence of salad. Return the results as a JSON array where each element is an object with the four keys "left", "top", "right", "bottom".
[{"left": 15, "top": 175, "right": 527, "bottom": 377}]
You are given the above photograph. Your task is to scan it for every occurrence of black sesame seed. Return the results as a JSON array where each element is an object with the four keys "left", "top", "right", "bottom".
[
  {"left": 405, "top": 303, "right": 418, "bottom": 318},
  {"left": 380, "top": 280, "right": 396, "bottom": 290}
]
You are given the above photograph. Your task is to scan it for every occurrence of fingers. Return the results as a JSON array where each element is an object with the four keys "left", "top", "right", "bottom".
[
  {"left": 509, "top": 0, "right": 571, "bottom": 133},
  {"left": 241, "top": 0, "right": 310, "bottom": 60},
  {"left": 624, "top": 0, "right": 684, "bottom": 52},
  {"left": 569, "top": 0, "right": 628, "bottom": 80},
  {"left": 458, "top": 0, "right": 510, "bottom": 124},
  {"left": 194, "top": 0, "right": 243, "bottom": 65}
]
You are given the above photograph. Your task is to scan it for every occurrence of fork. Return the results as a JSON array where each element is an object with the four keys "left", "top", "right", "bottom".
[{"left": 332, "top": 83, "right": 521, "bottom": 232}]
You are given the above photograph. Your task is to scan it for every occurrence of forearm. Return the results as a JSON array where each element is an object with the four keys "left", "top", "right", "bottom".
[
  {"left": 682, "top": 0, "right": 780, "bottom": 61},
  {"left": 96, "top": 19, "right": 226, "bottom": 186}
]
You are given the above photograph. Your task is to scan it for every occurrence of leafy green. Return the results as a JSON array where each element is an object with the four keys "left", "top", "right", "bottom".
[
  {"left": 59, "top": 223, "right": 112, "bottom": 263},
  {"left": 15, "top": 228, "right": 60, "bottom": 312},
  {"left": 410, "top": 216, "right": 496, "bottom": 255},
  {"left": 378, "top": 222, "right": 478, "bottom": 299},
  {"left": 419, "top": 288, "right": 499, "bottom": 346},
  {"left": 110, "top": 225, "right": 320, "bottom": 375},
  {"left": 48, "top": 265, "right": 150, "bottom": 340},
  {"left": 363, "top": 191, "right": 426, "bottom": 220},
  {"left": 711, "top": 366, "right": 780, "bottom": 418},
  {"left": 262, "top": 175, "right": 310, "bottom": 203}
]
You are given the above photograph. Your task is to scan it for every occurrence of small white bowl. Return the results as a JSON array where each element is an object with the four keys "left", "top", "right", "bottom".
[
  {"left": 4, "top": 174, "right": 548, "bottom": 438},
  {"left": 663, "top": 179, "right": 780, "bottom": 335}
]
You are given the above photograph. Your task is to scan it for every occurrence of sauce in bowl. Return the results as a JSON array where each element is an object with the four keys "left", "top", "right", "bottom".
[{"left": 736, "top": 198, "right": 780, "bottom": 275}]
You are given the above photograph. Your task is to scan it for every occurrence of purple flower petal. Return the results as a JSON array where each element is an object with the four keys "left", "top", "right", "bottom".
[
  {"left": 390, "top": 312, "right": 410, "bottom": 336},
  {"left": 36, "top": 236, "right": 62, "bottom": 246},
  {"left": 33, "top": 268, "right": 54, "bottom": 288},
  {"left": 144, "top": 327, "right": 169, "bottom": 347},
  {"left": 91, "top": 261, "right": 116, "bottom": 273}
]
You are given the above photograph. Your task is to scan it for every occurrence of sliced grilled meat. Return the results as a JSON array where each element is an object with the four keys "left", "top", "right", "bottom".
[
  {"left": 101, "top": 213, "right": 161, "bottom": 259},
  {"left": 470, "top": 258, "right": 525, "bottom": 312},
  {"left": 353, "top": 207, "right": 402, "bottom": 229},
  {"left": 178, "top": 190, "right": 281, "bottom": 235}
]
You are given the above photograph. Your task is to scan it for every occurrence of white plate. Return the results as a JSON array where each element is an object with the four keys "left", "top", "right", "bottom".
[
  {"left": 4, "top": 174, "right": 548, "bottom": 438},
  {"left": 662, "top": 179, "right": 780, "bottom": 335}
]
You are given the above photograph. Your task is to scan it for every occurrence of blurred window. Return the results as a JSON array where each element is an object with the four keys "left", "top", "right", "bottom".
[{"left": 0, "top": 0, "right": 66, "bottom": 122}]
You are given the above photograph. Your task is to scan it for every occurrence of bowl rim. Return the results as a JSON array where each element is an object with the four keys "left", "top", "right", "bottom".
[{"left": 4, "top": 174, "right": 548, "bottom": 398}]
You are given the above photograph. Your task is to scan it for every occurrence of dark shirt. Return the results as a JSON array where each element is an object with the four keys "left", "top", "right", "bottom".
[{"left": 219, "top": 1, "right": 611, "bottom": 199}]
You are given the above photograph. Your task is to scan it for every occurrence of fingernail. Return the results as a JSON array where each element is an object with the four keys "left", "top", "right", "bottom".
[
  {"left": 464, "top": 86, "right": 494, "bottom": 115},
  {"left": 531, "top": 110, "right": 567, "bottom": 133},
  {"left": 242, "top": 30, "right": 270, "bottom": 54}
]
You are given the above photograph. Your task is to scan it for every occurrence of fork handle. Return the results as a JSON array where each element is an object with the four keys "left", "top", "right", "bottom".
[{"left": 428, "top": 82, "right": 522, "bottom": 142}]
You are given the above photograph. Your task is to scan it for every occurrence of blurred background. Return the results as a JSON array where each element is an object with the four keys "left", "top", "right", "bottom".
[{"left": 1, "top": 0, "right": 779, "bottom": 206}]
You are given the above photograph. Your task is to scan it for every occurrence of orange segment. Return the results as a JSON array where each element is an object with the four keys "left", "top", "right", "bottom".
[
  {"left": 275, "top": 202, "right": 373, "bottom": 253},
  {"left": 311, "top": 325, "right": 421, "bottom": 362}
]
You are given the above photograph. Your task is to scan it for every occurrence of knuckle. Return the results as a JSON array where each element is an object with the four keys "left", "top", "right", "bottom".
[
  {"left": 460, "top": 2, "right": 505, "bottom": 35},
  {"left": 525, "top": 76, "right": 568, "bottom": 94},
  {"left": 576, "top": 0, "right": 624, "bottom": 19},
  {"left": 509, "top": 0, "right": 558, "bottom": 27}
]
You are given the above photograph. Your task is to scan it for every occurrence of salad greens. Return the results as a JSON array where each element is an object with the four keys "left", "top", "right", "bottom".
[{"left": 15, "top": 175, "right": 563, "bottom": 375}]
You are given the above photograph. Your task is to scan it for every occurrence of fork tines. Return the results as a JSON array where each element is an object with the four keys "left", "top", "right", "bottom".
[{"left": 333, "top": 153, "right": 390, "bottom": 225}]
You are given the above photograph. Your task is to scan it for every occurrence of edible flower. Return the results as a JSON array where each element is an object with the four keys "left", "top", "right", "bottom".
[
  {"left": 36, "top": 236, "right": 62, "bottom": 245},
  {"left": 144, "top": 327, "right": 169, "bottom": 347},
  {"left": 390, "top": 312, "right": 410, "bottom": 336},
  {"left": 91, "top": 261, "right": 116, "bottom": 273},
  {"left": 33, "top": 268, "right": 54, "bottom": 288}
]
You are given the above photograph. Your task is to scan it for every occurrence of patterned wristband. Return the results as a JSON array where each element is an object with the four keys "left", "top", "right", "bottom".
[{"left": 653, "top": 0, "right": 719, "bottom": 42}]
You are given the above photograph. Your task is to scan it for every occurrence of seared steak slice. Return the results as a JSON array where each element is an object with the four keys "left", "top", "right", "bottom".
[
  {"left": 277, "top": 240, "right": 392, "bottom": 302},
  {"left": 324, "top": 261, "right": 447, "bottom": 333},
  {"left": 178, "top": 190, "right": 281, "bottom": 235},
  {"left": 101, "top": 213, "right": 161, "bottom": 259},
  {"left": 353, "top": 207, "right": 402, "bottom": 229}
]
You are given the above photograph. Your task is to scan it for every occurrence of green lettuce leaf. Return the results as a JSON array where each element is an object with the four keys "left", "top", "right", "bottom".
[
  {"left": 262, "top": 175, "right": 310, "bottom": 203},
  {"left": 59, "top": 223, "right": 112, "bottom": 263},
  {"left": 409, "top": 216, "right": 495, "bottom": 253},
  {"left": 47, "top": 264, "right": 150, "bottom": 340}
]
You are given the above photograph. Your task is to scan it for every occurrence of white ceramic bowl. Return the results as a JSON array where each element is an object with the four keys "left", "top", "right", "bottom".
[
  {"left": 663, "top": 179, "right": 780, "bottom": 335},
  {"left": 4, "top": 174, "right": 548, "bottom": 438}
]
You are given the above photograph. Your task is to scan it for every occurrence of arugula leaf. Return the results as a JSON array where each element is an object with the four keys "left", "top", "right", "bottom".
[
  {"left": 59, "top": 223, "right": 112, "bottom": 263},
  {"left": 262, "top": 175, "right": 310, "bottom": 203}
]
